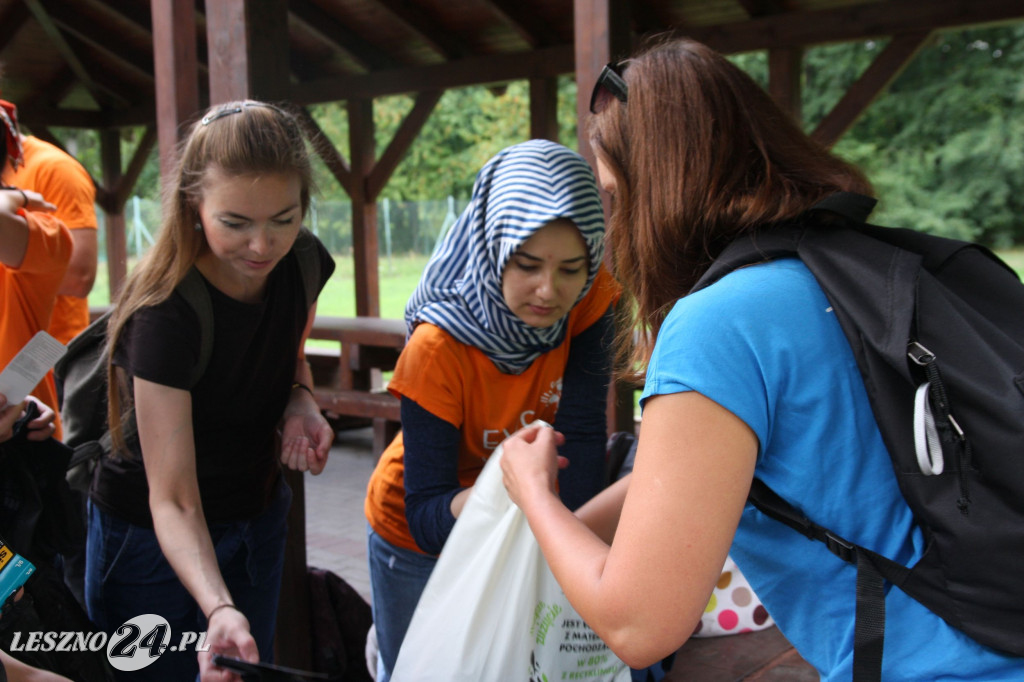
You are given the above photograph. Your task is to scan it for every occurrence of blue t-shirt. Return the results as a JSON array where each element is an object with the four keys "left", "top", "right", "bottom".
[{"left": 640, "top": 259, "right": 1021, "bottom": 681}]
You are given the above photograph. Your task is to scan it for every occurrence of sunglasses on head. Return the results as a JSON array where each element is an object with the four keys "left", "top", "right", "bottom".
[{"left": 589, "top": 61, "right": 628, "bottom": 115}]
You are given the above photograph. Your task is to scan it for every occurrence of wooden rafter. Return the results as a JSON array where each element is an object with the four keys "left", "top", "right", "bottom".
[
  {"left": 631, "top": 0, "right": 675, "bottom": 35},
  {"left": 15, "top": 68, "right": 77, "bottom": 119},
  {"left": 373, "top": 0, "right": 472, "bottom": 59},
  {"left": 22, "top": 0, "right": 127, "bottom": 108},
  {"left": 290, "top": 44, "right": 574, "bottom": 103},
  {"left": 289, "top": 0, "right": 399, "bottom": 71},
  {"left": 735, "top": 0, "right": 793, "bottom": 17},
  {"left": 480, "top": 0, "right": 553, "bottom": 48},
  {"left": 0, "top": 3, "right": 31, "bottom": 52},
  {"left": 690, "top": 0, "right": 1023, "bottom": 54},
  {"left": 45, "top": 3, "right": 154, "bottom": 80},
  {"left": 812, "top": 31, "right": 931, "bottom": 148}
]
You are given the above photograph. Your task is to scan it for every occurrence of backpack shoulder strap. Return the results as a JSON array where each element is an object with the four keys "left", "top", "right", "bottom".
[
  {"left": 175, "top": 267, "right": 215, "bottom": 388},
  {"left": 291, "top": 227, "right": 323, "bottom": 310}
]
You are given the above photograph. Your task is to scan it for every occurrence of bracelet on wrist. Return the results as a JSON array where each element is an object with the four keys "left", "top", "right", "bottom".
[
  {"left": 206, "top": 602, "right": 237, "bottom": 621},
  {"left": 17, "top": 189, "right": 27, "bottom": 208},
  {"left": 291, "top": 382, "right": 315, "bottom": 398}
]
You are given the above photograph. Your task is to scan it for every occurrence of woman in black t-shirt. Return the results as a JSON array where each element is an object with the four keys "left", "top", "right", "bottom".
[{"left": 84, "top": 101, "right": 335, "bottom": 682}]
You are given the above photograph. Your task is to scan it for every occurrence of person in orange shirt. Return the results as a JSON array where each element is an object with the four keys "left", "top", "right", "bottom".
[
  {"left": 0, "top": 100, "right": 71, "bottom": 438},
  {"left": 363, "top": 139, "right": 618, "bottom": 681},
  {"left": 3, "top": 124, "right": 98, "bottom": 345}
]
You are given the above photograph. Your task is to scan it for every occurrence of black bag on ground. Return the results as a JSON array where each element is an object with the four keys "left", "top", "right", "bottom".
[
  {"left": 0, "top": 403, "right": 115, "bottom": 682},
  {"left": 307, "top": 568, "right": 373, "bottom": 682},
  {"left": 694, "top": 192, "right": 1024, "bottom": 680}
]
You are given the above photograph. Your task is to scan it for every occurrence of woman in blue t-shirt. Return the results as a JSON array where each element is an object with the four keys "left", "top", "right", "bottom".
[{"left": 500, "top": 37, "right": 1023, "bottom": 680}]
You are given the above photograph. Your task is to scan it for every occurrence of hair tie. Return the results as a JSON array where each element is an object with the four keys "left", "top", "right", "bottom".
[{"left": 206, "top": 603, "right": 237, "bottom": 621}]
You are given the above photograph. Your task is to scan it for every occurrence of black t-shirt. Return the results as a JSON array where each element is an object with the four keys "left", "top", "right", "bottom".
[{"left": 90, "top": 237, "right": 335, "bottom": 527}]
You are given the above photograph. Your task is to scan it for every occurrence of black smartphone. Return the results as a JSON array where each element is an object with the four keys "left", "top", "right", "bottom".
[{"left": 210, "top": 654, "right": 330, "bottom": 681}]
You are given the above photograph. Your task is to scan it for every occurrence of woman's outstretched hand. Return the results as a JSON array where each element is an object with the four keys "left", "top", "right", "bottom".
[
  {"left": 197, "top": 606, "right": 258, "bottom": 682},
  {"left": 280, "top": 410, "right": 333, "bottom": 475},
  {"left": 500, "top": 422, "right": 567, "bottom": 508}
]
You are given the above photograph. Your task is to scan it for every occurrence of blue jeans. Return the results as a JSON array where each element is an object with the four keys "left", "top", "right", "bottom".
[
  {"left": 85, "top": 479, "right": 292, "bottom": 681},
  {"left": 366, "top": 524, "right": 437, "bottom": 682}
]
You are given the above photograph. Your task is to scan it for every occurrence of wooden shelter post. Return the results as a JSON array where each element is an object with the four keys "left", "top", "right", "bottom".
[
  {"left": 574, "top": 0, "right": 636, "bottom": 437},
  {"left": 98, "top": 129, "right": 128, "bottom": 297},
  {"left": 348, "top": 98, "right": 380, "bottom": 319},
  {"left": 769, "top": 47, "right": 804, "bottom": 125},
  {"left": 530, "top": 77, "right": 559, "bottom": 141},
  {"left": 150, "top": 0, "right": 199, "bottom": 181},
  {"left": 206, "top": 0, "right": 290, "bottom": 104}
]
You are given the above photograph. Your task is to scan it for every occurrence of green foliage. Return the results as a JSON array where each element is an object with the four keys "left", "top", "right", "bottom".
[{"left": 806, "top": 25, "right": 1024, "bottom": 246}]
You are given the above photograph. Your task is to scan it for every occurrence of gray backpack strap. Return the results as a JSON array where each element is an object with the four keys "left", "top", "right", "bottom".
[
  {"left": 103, "top": 269, "right": 214, "bottom": 455},
  {"left": 176, "top": 267, "right": 215, "bottom": 388},
  {"left": 291, "top": 228, "right": 323, "bottom": 310}
]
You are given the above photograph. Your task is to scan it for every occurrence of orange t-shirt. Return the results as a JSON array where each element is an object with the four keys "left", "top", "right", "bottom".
[
  {"left": 365, "top": 266, "right": 618, "bottom": 553},
  {"left": 0, "top": 210, "right": 73, "bottom": 436},
  {"left": 4, "top": 136, "right": 98, "bottom": 344}
]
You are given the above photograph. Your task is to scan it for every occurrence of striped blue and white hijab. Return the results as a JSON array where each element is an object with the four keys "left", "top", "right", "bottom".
[{"left": 405, "top": 139, "right": 606, "bottom": 374}]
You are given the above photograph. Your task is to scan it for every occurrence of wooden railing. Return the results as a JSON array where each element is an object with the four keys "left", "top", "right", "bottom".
[{"left": 306, "top": 316, "right": 406, "bottom": 456}]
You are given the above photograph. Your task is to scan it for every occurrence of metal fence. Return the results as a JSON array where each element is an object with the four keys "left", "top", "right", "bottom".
[{"left": 98, "top": 195, "right": 470, "bottom": 260}]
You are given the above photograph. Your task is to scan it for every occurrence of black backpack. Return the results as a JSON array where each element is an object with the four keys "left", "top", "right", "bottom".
[
  {"left": 694, "top": 193, "right": 1024, "bottom": 680},
  {"left": 55, "top": 228, "right": 323, "bottom": 472}
]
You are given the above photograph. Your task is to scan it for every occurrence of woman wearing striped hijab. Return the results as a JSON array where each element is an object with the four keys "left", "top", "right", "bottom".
[{"left": 364, "top": 139, "right": 618, "bottom": 681}]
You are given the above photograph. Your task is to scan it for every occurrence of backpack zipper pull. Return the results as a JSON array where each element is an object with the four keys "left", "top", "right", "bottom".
[{"left": 907, "top": 341, "right": 972, "bottom": 514}]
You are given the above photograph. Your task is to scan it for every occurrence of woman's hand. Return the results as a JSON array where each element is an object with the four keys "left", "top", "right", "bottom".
[
  {"left": 197, "top": 606, "right": 258, "bottom": 682},
  {"left": 500, "top": 423, "right": 567, "bottom": 508},
  {"left": 280, "top": 402, "right": 333, "bottom": 475},
  {"left": 23, "top": 396, "right": 56, "bottom": 441},
  {"left": 0, "top": 393, "right": 23, "bottom": 442},
  {"left": 0, "top": 395, "right": 55, "bottom": 443},
  {"left": 3, "top": 187, "right": 56, "bottom": 214}
]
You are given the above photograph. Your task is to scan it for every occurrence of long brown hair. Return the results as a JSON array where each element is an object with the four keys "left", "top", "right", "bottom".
[
  {"left": 589, "top": 37, "right": 872, "bottom": 381},
  {"left": 106, "top": 100, "right": 313, "bottom": 452}
]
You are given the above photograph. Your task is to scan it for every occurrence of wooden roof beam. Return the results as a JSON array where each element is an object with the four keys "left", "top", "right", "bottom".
[
  {"left": 290, "top": 44, "right": 573, "bottom": 103},
  {"left": 0, "top": 2, "right": 31, "bottom": 52},
  {"left": 631, "top": 0, "right": 676, "bottom": 35},
  {"left": 46, "top": 5, "right": 155, "bottom": 82},
  {"left": 479, "top": 0, "right": 560, "bottom": 48},
  {"left": 735, "top": 0, "right": 793, "bottom": 17},
  {"left": 373, "top": 0, "right": 473, "bottom": 59},
  {"left": 22, "top": 0, "right": 128, "bottom": 108},
  {"left": 102, "top": 0, "right": 210, "bottom": 71},
  {"left": 289, "top": 0, "right": 399, "bottom": 71},
  {"left": 17, "top": 102, "right": 156, "bottom": 130},
  {"left": 690, "top": 0, "right": 1024, "bottom": 53}
]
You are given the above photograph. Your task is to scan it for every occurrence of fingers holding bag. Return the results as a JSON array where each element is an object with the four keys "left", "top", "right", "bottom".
[{"left": 501, "top": 421, "right": 567, "bottom": 508}]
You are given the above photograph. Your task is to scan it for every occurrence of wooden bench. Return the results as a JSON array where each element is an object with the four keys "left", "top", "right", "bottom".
[
  {"left": 306, "top": 316, "right": 406, "bottom": 456},
  {"left": 665, "top": 626, "right": 816, "bottom": 680}
]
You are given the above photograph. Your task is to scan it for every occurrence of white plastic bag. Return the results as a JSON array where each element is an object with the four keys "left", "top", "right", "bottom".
[{"left": 392, "top": 441, "right": 631, "bottom": 682}]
